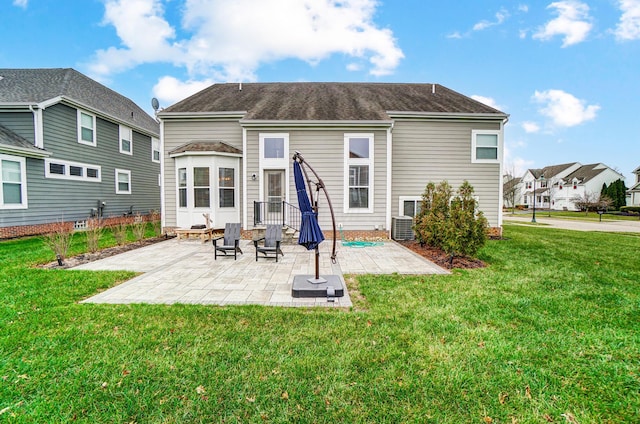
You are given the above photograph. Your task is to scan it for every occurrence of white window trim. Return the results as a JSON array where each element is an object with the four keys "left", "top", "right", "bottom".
[
  {"left": 44, "top": 158, "right": 101, "bottom": 182},
  {"left": 344, "top": 133, "right": 374, "bottom": 213},
  {"left": 218, "top": 166, "right": 236, "bottom": 209},
  {"left": 471, "top": 129, "right": 501, "bottom": 164},
  {"left": 0, "top": 153, "right": 28, "bottom": 209},
  {"left": 119, "top": 125, "right": 133, "bottom": 155},
  {"left": 398, "top": 196, "right": 422, "bottom": 217},
  {"left": 258, "top": 133, "right": 289, "bottom": 204},
  {"left": 77, "top": 109, "right": 97, "bottom": 146},
  {"left": 152, "top": 137, "right": 160, "bottom": 163},
  {"left": 115, "top": 168, "right": 131, "bottom": 194}
]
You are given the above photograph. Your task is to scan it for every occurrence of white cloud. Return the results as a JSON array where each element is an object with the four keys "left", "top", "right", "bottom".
[
  {"left": 614, "top": 0, "right": 640, "bottom": 40},
  {"left": 533, "top": 1, "right": 592, "bottom": 47},
  {"left": 471, "top": 95, "right": 502, "bottom": 110},
  {"left": 446, "top": 31, "right": 463, "bottom": 39},
  {"left": 152, "top": 76, "right": 214, "bottom": 106},
  {"left": 519, "top": 4, "right": 529, "bottom": 13},
  {"left": 522, "top": 121, "right": 540, "bottom": 133},
  {"left": 472, "top": 8, "right": 509, "bottom": 31},
  {"left": 533, "top": 89, "right": 600, "bottom": 127},
  {"left": 88, "top": 0, "right": 403, "bottom": 82},
  {"left": 13, "top": 0, "right": 28, "bottom": 8}
]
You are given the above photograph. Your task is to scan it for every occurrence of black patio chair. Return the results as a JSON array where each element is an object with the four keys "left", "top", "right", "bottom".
[
  {"left": 213, "top": 223, "right": 243, "bottom": 260},
  {"left": 253, "top": 224, "right": 284, "bottom": 262}
]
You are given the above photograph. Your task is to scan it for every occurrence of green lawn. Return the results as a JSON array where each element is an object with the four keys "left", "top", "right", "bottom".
[{"left": 1, "top": 225, "right": 639, "bottom": 423}]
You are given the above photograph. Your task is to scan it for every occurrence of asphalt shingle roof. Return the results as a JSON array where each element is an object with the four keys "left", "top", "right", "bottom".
[
  {"left": 529, "top": 162, "right": 578, "bottom": 179},
  {"left": 0, "top": 68, "right": 158, "bottom": 136},
  {"left": 563, "top": 163, "right": 610, "bottom": 184},
  {"left": 0, "top": 123, "right": 48, "bottom": 156},
  {"left": 162, "top": 83, "right": 507, "bottom": 121},
  {"left": 169, "top": 141, "right": 242, "bottom": 156}
]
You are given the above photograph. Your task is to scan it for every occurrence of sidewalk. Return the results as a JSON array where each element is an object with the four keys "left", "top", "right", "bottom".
[{"left": 503, "top": 214, "right": 640, "bottom": 233}]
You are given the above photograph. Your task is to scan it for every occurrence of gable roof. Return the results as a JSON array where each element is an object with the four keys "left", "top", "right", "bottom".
[
  {"left": 160, "top": 83, "right": 508, "bottom": 121},
  {"left": 169, "top": 141, "right": 242, "bottom": 156},
  {"left": 563, "top": 163, "right": 615, "bottom": 184},
  {"left": 528, "top": 162, "right": 579, "bottom": 179},
  {"left": 0, "top": 123, "right": 49, "bottom": 158},
  {"left": 0, "top": 68, "right": 158, "bottom": 136}
]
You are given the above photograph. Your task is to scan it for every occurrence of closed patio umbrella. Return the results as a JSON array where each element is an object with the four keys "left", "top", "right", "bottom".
[{"left": 294, "top": 160, "right": 324, "bottom": 250}]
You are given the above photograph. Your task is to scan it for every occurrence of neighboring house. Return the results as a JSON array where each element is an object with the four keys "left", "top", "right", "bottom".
[
  {"left": 628, "top": 166, "right": 640, "bottom": 206},
  {"left": 502, "top": 174, "right": 521, "bottom": 209},
  {"left": 0, "top": 68, "right": 160, "bottom": 238},
  {"left": 157, "top": 83, "right": 509, "bottom": 238},
  {"left": 518, "top": 162, "right": 625, "bottom": 211}
]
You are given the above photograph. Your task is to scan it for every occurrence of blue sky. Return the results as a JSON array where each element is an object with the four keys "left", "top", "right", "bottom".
[{"left": 2, "top": 0, "right": 639, "bottom": 182}]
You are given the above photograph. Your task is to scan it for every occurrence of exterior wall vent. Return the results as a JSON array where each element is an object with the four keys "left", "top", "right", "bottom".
[{"left": 391, "top": 216, "right": 414, "bottom": 240}]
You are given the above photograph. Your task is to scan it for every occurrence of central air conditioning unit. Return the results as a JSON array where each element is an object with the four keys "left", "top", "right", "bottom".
[{"left": 391, "top": 216, "right": 414, "bottom": 240}]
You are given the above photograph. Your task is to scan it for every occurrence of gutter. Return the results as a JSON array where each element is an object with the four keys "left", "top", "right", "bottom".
[
  {"left": 0, "top": 144, "right": 51, "bottom": 158},
  {"left": 239, "top": 119, "right": 394, "bottom": 128}
]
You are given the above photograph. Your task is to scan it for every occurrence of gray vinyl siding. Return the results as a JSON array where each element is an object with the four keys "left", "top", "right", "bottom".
[
  {"left": 245, "top": 128, "right": 388, "bottom": 231},
  {"left": 0, "top": 103, "right": 160, "bottom": 228},
  {"left": 162, "top": 119, "right": 243, "bottom": 227},
  {"left": 0, "top": 112, "right": 34, "bottom": 143},
  {"left": 391, "top": 119, "right": 501, "bottom": 227}
]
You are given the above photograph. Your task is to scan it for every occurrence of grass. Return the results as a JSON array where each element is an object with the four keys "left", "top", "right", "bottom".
[{"left": 1, "top": 224, "right": 639, "bottom": 423}]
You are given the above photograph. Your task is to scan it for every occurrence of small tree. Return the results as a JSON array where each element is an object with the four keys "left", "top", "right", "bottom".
[
  {"left": 414, "top": 180, "right": 488, "bottom": 264},
  {"left": 571, "top": 191, "right": 612, "bottom": 214}
]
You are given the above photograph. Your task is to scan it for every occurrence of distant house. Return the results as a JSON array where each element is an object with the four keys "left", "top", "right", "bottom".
[
  {"left": 158, "top": 82, "right": 509, "bottom": 238},
  {"left": 0, "top": 68, "right": 160, "bottom": 238},
  {"left": 518, "top": 162, "right": 625, "bottom": 211},
  {"left": 628, "top": 166, "right": 640, "bottom": 206}
]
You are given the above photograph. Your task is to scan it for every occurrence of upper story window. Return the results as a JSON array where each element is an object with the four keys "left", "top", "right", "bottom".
[
  {"left": 344, "top": 134, "right": 374, "bottom": 213},
  {"left": 471, "top": 130, "right": 500, "bottom": 163},
  {"left": 0, "top": 154, "right": 27, "bottom": 209},
  {"left": 78, "top": 110, "right": 96, "bottom": 146},
  {"left": 119, "top": 125, "right": 132, "bottom": 155},
  {"left": 45, "top": 158, "right": 101, "bottom": 182},
  {"left": 152, "top": 138, "right": 160, "bottom": 163}
]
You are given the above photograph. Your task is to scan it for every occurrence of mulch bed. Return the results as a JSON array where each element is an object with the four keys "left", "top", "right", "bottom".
[
  {"left": 397, "top": 240, "right": 486, "bottom": 269},
  {"left": 38, "top": 236, "right": 172, "bottom": 269}
]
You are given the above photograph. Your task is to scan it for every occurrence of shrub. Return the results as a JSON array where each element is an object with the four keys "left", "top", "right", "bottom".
[
  {"left": 43, "top": 221, "right": 74, "bottom": 264},
  {"left": 132, "top": 213, "right": 146, "bottom": 242},
  {"left": 112, "top": 221, "right": 128, "bottom": 246},
  {"left": 414, "top": 180, "right": 488, "bottom": 263},
  {"left": 150, "top": 209, "right": 161, "bottom": 237},
  {"left": 85, "top": 217, "right": 103, "bottom": 253}
]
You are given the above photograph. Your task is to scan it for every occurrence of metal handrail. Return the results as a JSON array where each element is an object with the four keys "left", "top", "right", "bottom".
[{"left": 253, "top": 201, "right": 301, "bottom": 233}]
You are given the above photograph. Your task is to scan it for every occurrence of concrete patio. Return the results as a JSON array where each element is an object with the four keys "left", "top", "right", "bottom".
[{"left": 78, "top": 238, "right": 448, "bottom": 308}]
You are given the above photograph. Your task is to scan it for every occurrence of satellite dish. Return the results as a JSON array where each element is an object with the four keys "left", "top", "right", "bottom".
[{"left": 151, "top": 97, "right": 160, "bottom": 111}]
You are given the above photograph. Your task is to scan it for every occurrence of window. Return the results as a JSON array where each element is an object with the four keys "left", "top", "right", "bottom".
[
  {"left": 193, "top": 167, "right": 210, "bottom": 208},
  {"left": 119, "top": 125, "right": 132, "bottom": 155},
  {"left": 178, "top": 168, "right": 187, "bottom": 207},
  {"left": 525, "top": 182, "right": 532, "bottom": 189},
  {"left": 152, "top": 138, "right": 160, "bottom": 163},
  {"left": 1, "top": 154, "right": 27, "bottom": 209},
  {"left": 344, "top": 134, "right": 374, "bottom": 212},
  {"left": 78, "top": 110, "right": 96, "bottom": 146},
  {"left": 219, "top": 167, "right": 235, "bottom": 208},
  {"left": 471, "top": 130, "right": 500, "bottom": 163},
  {"left": 45, "top": 159, "right": 101, "bottom": 182},
  {"left": 399, "top": 196, "right": 422, "bottom": 218},
  {"left": 259, "top": 133, "right": 289, "bottom": 166},
  {"left": 115, "top": 169, "right": 131, "bottom": 194}
]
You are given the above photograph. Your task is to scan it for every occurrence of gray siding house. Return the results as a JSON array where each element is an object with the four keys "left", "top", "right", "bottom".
[
  {"left": 0, "top": 68, "right": 160, "bottom": 238},
  {"left": 158, "top": 83, "right": 508, "bottom": 237}
]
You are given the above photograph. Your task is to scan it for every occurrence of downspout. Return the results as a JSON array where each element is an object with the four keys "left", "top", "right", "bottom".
[
  {"left": 386, "top": 122, "right": 393, "bottom": 237},
  {"left": 497, "top": 117, "right": 509, "bottom": 229},
  {"left": 29, "top": 105, "right": 44, "bottom": 149},
  {"left": 242, "top": 127, "right": 247, "bottom": 230},
  {"left": 159, "top": 119, "right": 166, "bottom": 232}
]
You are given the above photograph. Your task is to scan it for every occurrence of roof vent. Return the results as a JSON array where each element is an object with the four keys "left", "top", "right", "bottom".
[
  {"left": 432, "top": 84, "right": 436, "bottom": 94},
  {"left": 239, "top": 82, "right": 242, "bottom": 91}
]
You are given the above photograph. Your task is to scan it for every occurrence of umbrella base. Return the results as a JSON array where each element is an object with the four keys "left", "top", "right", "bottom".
[{"left": 292, "top": 275, "right": 344, "bottom": 298}]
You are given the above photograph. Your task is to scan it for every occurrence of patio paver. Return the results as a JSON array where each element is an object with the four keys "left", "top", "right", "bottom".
[{"left": 79, "top": 238, "right": 448, "bottom": 307}]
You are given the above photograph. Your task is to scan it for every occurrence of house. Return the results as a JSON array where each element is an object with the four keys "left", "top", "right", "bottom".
[
  {"left": 502, "top": 174, "right": 521, "bottom": 209},
  {"left": 628, "top": 166, "right": 640, "bottom": 206},
  {"left": 157, "top": 83, "right": 509, "bottom": 238},
  {"left": 518, "top": 162, "right": 625, "bottom": 211},
  {"left": 0, "top": 68, "right": 160, "bottom": 238}
]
